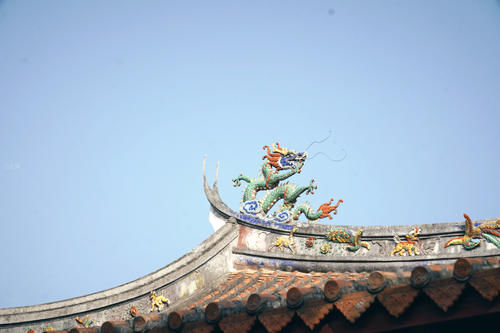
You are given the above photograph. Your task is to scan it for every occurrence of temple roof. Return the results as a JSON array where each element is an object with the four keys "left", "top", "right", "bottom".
[
  {"left": 1, "top": 160, "right": 499, "bottom": 333},
  {"left": 18, "top": 258, "right": 500, "bottom": 333}
]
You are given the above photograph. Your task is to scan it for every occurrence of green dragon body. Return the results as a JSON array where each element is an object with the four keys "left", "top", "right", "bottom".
[
  {"left": 233, "top": 142, "right": 342, "bottom": 223},
  {"left": 232, "top": 160, "right": 304, "bottom": 203}
]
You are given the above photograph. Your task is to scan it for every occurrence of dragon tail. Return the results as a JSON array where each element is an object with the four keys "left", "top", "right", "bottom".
[{"left": 482, "top": 233, "right": 500, "bottom": 248}]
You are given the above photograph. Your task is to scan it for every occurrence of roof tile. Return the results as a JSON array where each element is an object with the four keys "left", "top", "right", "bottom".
[
  {"left": 277, "top": 288, "right": 288, "bottom": 299},
  {"left": 318, "top": 324, "right": 335, "bottom": 333},
  {"left": 182, "top": 321, "right": 215, "bottom": 333},
  {"left": 148, "top": 327, "right": 173, "bottom": 333},
  {"left": 257, "top": 307, "right": 295, "bottom": 333},
  {"left": 428, "top": 264, "right": 443, "bottom": 271},
  {"left": 468, "top": 268, "right": 500, "bottom": 301},
  {"left": 377, "top": 284, "right": 419, "bottom": 318},
  {"left": 334, "top": 291, "right": 375, "bottom": 323},
  {"left": 423, "top": 278, "right": 465, "bottom": 312},
  {"left": 486, "top": 257, "right": 499, "bottom": 265},
  {"left": 469, "top": 276, "right": 499, "bottom": 301},
  {"left": 218, "top": 312, "right": 256, "bottom": 333},
  {"left": 296, "top": 299, "right": 334, "bottom": 330}
]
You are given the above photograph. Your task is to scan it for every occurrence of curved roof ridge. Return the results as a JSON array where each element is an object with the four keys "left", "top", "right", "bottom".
[{"left": 0, "top": 219, "right": 239, "bottom": 324}]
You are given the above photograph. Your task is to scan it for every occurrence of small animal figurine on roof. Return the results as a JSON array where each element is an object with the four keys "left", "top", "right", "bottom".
[
  {"left": 391, "top": 228, "right": 421, "bottom": 256},
  {"left": 326, "top": 228, "right": 370, "bottom": 252},
  {"left": 150, "top": 290, "right": 169, "bottom": 312},
  {"left": 269, "top": 227, "right": 298, "bottom": 254},
  {"left": 75, "top": 314, "right": 94, "bottom": 328},
  {"left": 233, "top": 142, "right": 343, "bottom": 223}
]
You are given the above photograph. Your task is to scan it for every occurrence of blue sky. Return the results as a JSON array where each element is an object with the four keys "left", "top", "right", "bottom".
[{"left": 1, "top": 1, "right": 499, "bottom": 308}]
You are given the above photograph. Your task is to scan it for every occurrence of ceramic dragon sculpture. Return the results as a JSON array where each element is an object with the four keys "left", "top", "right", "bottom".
[{"left": 233, "top": 142, "right": 342, "bottom": 223}]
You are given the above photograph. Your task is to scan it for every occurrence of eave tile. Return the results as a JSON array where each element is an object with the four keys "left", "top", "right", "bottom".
[
  {"left": 377, "top": 284, "right": 419, "bottom": 318},
  {"left": 423, "top": 278, "right": 465, "bottom": 312},
  {"left": 334, "top": 291, "right": 375, "bottom": 324},
  {"left": 182, "top": 321, "right": 215, "bottom": 333},
  {"left": 296, "top": 299, "right": 334, "bottom": 331},
  {"left": 219, "top": 312, "right": 256, "bottom": 333},
  {"left": 257, "top": 307, "right": 295, "bottom": 333},
  {"left": 468, "top": 268, "right": 500, "bottom": 301}
]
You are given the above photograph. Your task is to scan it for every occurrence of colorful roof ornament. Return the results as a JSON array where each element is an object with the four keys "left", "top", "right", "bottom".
[
  {"left": 150, "top": 291, "right": 169, "bottom": 312},
  {"left": 391, "top": 227, "right": 421, "bottom": 256},
  {"left": 326, "top": 228, "right": 370, "bottom": 252},
  {"left": 444, "top": 214, "right": 500, "bottom": 250},
  {"left": 234, "top": 142, "right": 343, "bottom": 223},
  {"left": 269, "top": 227, "right": 298, "bottom": 254},
  {"left": 75, "top": 314, "right": 93, "bottom": 328}
]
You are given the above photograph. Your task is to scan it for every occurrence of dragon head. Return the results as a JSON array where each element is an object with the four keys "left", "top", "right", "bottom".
[
  {"left": 279, "top": 151, "right": 307, "bottom": 171},
  {"left": 263, "top": 142, "right": 307, "bottom": 171}
]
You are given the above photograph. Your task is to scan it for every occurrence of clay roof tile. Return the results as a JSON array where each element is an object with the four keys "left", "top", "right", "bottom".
[
  {"left": 334, "top": 291, "right": 375, "bottom": 323},
  {"left": 376, "top": 284, "right": 419, "bottom": 318},
  {"left": 423, "top": 277, "right": 465, "bottom": 312},
  {"left": 153, "top": 262, "right": 500, "bottom": 332},
  {"left": 468, "top": 267, "right": 500, "bottom": 301},
  {"left": 182, "top": 321, "right": 215, "bottom": 333},
  {"left": 257, "top": 307, "right": 295, "bottom": 333},
  {"left": 101, "top": 321, "right": 130, "bottom": 333},
  {"left": 218, "top": 312, "right": 256, "bottom": 333},
  {"left": 486, "top": 257, "right": 499, "bottom": 265},
  {"left": 296, "top": 299, "right": 334, "bottom": 330}
]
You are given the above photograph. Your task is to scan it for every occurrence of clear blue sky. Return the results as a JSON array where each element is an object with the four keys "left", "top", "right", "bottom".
[{"left": 1, "top": 1, "right": 499, "bottom": 308}]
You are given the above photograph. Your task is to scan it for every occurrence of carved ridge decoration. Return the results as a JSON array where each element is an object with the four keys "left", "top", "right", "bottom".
[
  {"left": 444, "top": 214, "right": 500, "bottom": 250},
  {"left": 377, "top": 285, "right": 419, "bottom": 318},
  {"left": 150, "top": 291, "right": 169, "bottom": 312},
  {"left": 269, "top": 227, "right": 298, "bottom": 254},
  {"left": 129, "top": 306, "right": 138, "bottom": 317},
  {"left": 390, "top": 228, "right": 421, "bottom": 256},
  {"left": 233, "top": 142, "right": 342, "bottom": 224},
  {"left": 75, "top": 314, "right": 94, "bottom": 328},
  {"left": 326, "top": 228, "right": 370, "bottom": 252}
]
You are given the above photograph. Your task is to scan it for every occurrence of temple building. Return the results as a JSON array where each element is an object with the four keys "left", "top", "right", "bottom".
[{"left": 1, "top": 144, "right": 499, "bottom": 333}]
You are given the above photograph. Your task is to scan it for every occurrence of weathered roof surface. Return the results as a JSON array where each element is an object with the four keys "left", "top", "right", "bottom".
[
  {"left": 152, "top": 258, "right": 500, "bottom": 332},
  {"left": 39, "top": 257, "right": 500, "bottom": 332},
  {"left": 1, "top": 163, "right": 499, "bottom": 333}
]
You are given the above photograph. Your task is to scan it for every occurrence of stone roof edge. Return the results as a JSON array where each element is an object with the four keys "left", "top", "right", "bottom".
[
  {"left": 203, "top": 158, "right": 497, "bottom": 237},
  {"left": 0, "top": 218, "right": 239, "bottom": 324}
]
